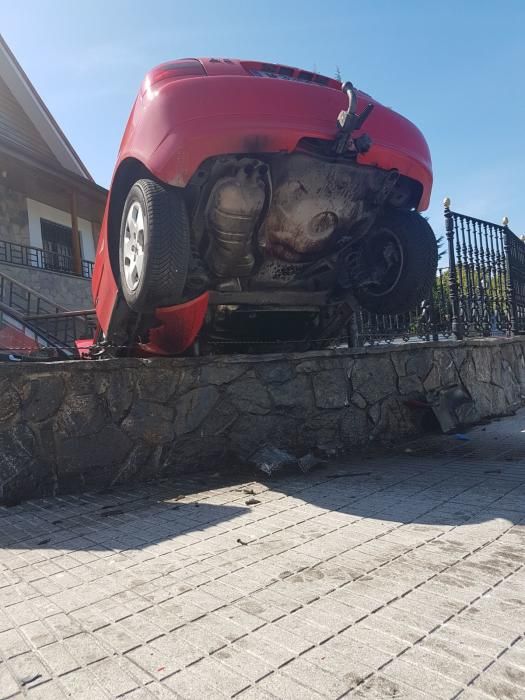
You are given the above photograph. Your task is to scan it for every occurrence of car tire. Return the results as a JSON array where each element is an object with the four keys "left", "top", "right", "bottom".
[
  {"left": 353, "top": 208, "right": 438, "bottom": 315},
  {"left": 119, "top": 178, "right": 190, "bottom": 311}
]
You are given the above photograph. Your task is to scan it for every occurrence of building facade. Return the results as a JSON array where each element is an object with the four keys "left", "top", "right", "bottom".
[{"left": 0, "top": 34, "right": 107, "bottom": 310}]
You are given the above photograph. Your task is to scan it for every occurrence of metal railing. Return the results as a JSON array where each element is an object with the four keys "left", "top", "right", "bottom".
[
  {"left": 0, "top": 270, "right": 95, "bottom": 351},
  {"left": 354, "top": 200, "right": 525, "bottom": 345},
  {"left": 0, "top": 239, "right": 94, "bottom": 279}
]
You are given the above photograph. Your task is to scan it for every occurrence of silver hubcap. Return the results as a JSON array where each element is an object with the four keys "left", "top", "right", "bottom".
[{"left": 123, "top": 201, "right": 145, "bottom": 291}]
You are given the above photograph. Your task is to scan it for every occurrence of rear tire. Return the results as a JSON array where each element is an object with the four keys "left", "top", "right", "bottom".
[
  {"left": 119, "top": 178, "right": 190, "bottom": 311},
  {"left": 353, "top": 208, "right": 438, "bottom": 315}
]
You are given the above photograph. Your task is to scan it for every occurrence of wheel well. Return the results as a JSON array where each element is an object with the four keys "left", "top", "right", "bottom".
[{"left": 107, "top": 157, "right": 151, "bottom": 281}]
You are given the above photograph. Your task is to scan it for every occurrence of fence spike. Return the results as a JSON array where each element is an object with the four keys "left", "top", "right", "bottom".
[
  {"left": 502, "top": 216, "right": 509, "bottom": 226},
  {"left": 443, "top": 197, "right": 451, "bottom": 208}
]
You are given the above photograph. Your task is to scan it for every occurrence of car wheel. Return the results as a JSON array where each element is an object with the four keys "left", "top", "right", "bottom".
[
  {"left": 353, "top": 208, "right": 438, "bottom": 315},
  {"left": 119, "top": 178, "right": 190, "bottom": 311}
]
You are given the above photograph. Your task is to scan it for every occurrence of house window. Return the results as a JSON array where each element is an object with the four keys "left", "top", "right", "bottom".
[{"left": 40, "top": 218, "right": 74, "bottom": 273}]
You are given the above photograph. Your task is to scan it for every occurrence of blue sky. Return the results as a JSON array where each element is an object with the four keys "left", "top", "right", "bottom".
[{"left": 2, "top": 0, "right": 525, "bottom": 237}]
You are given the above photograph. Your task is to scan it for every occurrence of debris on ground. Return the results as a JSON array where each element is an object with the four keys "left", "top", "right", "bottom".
[
  {"left": 427, "top": 386, "right": 479, "bottom": 434},
  {"left": 316, "top": 441, "right": 345, "bottom": 459},
  {"left": 454, "top": 433, "right": 470, "bottom": 441},
  {"left": 298, "top": 453, "right": 322, "bottom": 473},
  {"left": 237, "top": 538, "right": 250, "bottom": 545},
  {"left": 243, "top": 488, "right": 256, "bottom": 495},
  {"left": 327, "top": 471, "right": 371, "bottom": 479},
  {"left": 19, "top": 674, "right": 42, "bottom": 686},
  {"left": 251, "top": 446, "right": 295, "bottom": 476},
  {"left": 245, "top": 498, "right": 261, "bottom": 505}
]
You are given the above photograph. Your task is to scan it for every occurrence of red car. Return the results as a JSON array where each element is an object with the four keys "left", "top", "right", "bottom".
[{"left": 91, "top": 58, "right": 437, "bottom": 356}]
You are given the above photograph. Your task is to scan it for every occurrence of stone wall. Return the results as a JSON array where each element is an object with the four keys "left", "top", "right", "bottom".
[
  {"left": 1, "top": 337, "right": 524, "bottom": 504},
  {"left": 0, "top": 262, "right": 93, "bottom": 310},
  {"left": 0, "top": 183, "right": 30, "bottom": 246}
]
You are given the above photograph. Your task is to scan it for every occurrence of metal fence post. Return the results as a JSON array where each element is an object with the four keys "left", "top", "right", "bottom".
[
  {"left": 444, "top": 198, "right": 463, "bottom": 340},
  {"left": 502, "top": 217, "right": 517, "bottom": 336}
]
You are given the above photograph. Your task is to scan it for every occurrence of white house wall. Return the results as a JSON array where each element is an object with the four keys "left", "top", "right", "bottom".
[{"left": 26, "top": 198, "right": 95, "bottom": 261}]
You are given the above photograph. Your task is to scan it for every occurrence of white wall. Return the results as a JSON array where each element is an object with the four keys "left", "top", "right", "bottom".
[{"left": 26, "top": 198, "right": 96, "bottom": 261}]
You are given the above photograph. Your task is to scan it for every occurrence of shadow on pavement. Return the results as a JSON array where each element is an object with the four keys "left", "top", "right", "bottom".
[{"left": 1, "top": 411, "right": 524, "bottom": 553}]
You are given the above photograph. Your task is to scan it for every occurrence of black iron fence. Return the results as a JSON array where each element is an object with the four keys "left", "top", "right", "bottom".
[
  {"left": 0, "top": 271, "right": 95, "bottom": 350},
  {"left": 355, "top": 201, "right": 525, "bottom": 345},
  {"left": 0, "top": 240, "right": 94, "bottom": 279}
]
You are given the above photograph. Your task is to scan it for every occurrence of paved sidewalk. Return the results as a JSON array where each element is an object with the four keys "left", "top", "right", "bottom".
[{"left": 1, "top": 412, "right": 525, "bottom": 699}]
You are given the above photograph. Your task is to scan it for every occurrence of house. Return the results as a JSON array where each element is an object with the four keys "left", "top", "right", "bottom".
[{"left": 0, "top": 33, "right": 107, "bottom": 311}]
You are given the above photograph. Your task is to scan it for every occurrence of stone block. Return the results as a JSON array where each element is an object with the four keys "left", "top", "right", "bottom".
[
  {"left": 398, "top": 373, "right": 424, "bottom": 395},
  {"left": 175, "top": 385, "right": 220, "bottom": 434},
  {"left": 20, "top": 375, "right": 64, "bottom": 423},
  {"left": 350, "top": 356, "right": 396, "bottom": 405},
  {"left": 340, "top": 406, "right": 369, "bottom": 446},
  {"left": 121, "top": 401, "right": 174, "bottom": 445},
  {"left": 255, "top": 361, "right": 294, "bottom": 383},
  {"left": 56, "top": 425, "right": 132, "bottom": 474},
  {"left": 0, "top": 377, "right": 20, "bottom": 421},
  {"left": 55, "top": 394, "right": 107, "bottom": 437},
  {"left": 268, "top": 375, "right": 313, "bottom": 409},
  {"left": 227, "top": 378, "right": 271, "bottom": 415},
  {"left": 135, "top": 368, "right": 179, "bottom": 402},
  {"left": 312, "top": 369, "right": 348, "bottom": 408}
]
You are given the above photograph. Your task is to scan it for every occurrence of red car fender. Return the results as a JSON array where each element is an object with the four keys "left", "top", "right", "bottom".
[{"left": 137, "top": 292, "right": 209, "bottom": 356}]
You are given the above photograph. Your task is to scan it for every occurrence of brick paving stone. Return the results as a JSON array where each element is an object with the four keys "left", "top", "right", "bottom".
[
  {"left": 19, "top": 620, "right": 56, "bottom": 648},
  {"left": 349, "top": 672, "right": 428, "bottom": 699},
  {"left": 163, "top": 666, "right": 227, "bottom": 699},
  {"left": 6, "top": 652, "right": 51, "bottom": 688},
  {"left": 26, "top": 680, "right": 68, "bottom": 699},
  {"left": 44, "top": 613, "right": 82, "bottom": 640},
  {"left": 469, "top": 671, "right": 524, "bottom": 699},
  {"left": 0, "top": 663, "right": 20, "bottom": 699},
  {"left": 58, "top": 668, "right": 110, "bottom": 699},
  {"left": 382, "top": 658, "right": 464, "bottom": 698},
  {"left": 282, "top": 654, "right": 362, "bottom": 696},
  {"left": 38, "top": 641, "right": 80, "bottom": 676},
  {"left": 235, "top": 630, "right": 297, "bottom": 668},
  {"left": 213, "top": 645, "right": 273, "bottom": 682},
  {"left": 235, "top": 687, "right": 277, "bottom": 700},
  {"left": 320, "top": 633, "right": 392, "bottom": 670},
  {"left": 125, "top": 631, "right": 203, "bottom": 678},
  {"left": 89, "top": 657, "right": 139, "bottom": 696},
  {"left": 257, "top": 671, "right": 325, "bottom": 699},
  {"left": 63, "top": 631, "right": 108, "bottom": 666},
  {"left": 0, "top": 628, "right": 31, "bottom": 658}
]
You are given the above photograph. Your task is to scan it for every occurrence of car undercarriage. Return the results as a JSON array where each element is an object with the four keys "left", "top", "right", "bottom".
[{"left": 175, "top": 146, "right": 433, "bottom": 353}]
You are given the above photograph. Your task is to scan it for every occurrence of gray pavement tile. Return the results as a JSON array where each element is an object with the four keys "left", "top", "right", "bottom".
[
  {"left": 281, "top": 655, "right": 353, "bottom": 696},
  {"left": 37, "top": 641, "right": 80, "bottom": 676},
  {"left": 382, "top": 657, "right": 463, "bottom": 698},
  {"left": 26, "top": 680, "right": 69, "bottom": 699},
  {"left": 62, "top": 631, "right": 108, "bottom": 666},
  {"left": 89, "top": 657, "right": 140, "bottom": 696},
  {"left": 348, "top": 672, "right": 429, "bottom": 699},
  {"left": 470, "top": 671, "right": 524, "bottom": 700},
  {"left": 213, "top": 645, "right": 273, "bottom": 682},
  {"left": 125, "top": 631, "right": 203, "bottom": 678},
  {"left": 256, "top": 671, "right": 325, "bottom": 699},
  {"left": 0, "top": 663, "right": 21, "bottom": 699},
  {"left": 57, "top": 668, "right": 110, "bottom": 699}
]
